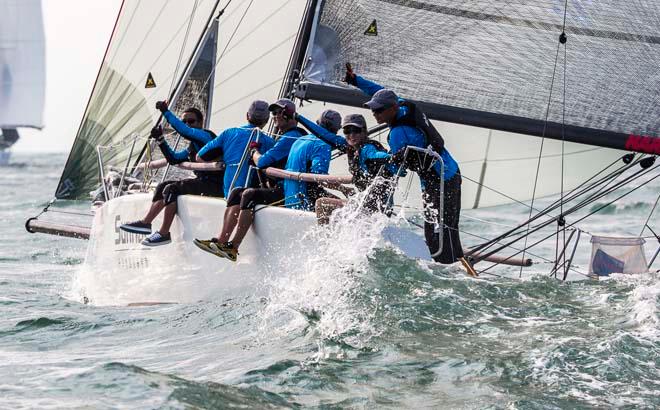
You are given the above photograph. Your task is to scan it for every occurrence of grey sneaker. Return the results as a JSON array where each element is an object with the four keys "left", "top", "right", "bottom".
[
  {"left": 120, "top": 220, "right": 152, "bottom": 234},
  {"left": 142, "top": 231, "right": 171, "bottom": 246}
]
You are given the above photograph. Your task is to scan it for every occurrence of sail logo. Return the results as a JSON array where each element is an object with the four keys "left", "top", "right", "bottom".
[
  {"left": 364, "top": 20, "right": 378, "bottom": 36},
  {"left": 114, "top": 215, "right": 145, "bottom": 245},
  {"left": 625, "top": 134, "right": 660, "bottom": 154}
]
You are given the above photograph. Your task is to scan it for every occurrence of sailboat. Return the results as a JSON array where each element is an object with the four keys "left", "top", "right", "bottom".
[
  {"left": 0, "top": 0, "right": 46, "bottom": 165},
  {"left": 26, "top": 1, "right": 659, "bottom": 305}
]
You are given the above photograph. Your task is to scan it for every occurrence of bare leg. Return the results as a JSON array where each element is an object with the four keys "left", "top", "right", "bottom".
[
  {"left": 143, "top": 200, "right": 165, "bottom": 224},
  {"left": 315, "top": 197, "right": 345, "bottom": 224},
  {"left": 218, "top": 204, "right": 241, "bottom": 243},
  {"left": 158, "top": 202, "right": 177, "bottom": 234},
  {"left": 230, "top": 209, "right": 254, "bottom": 249}
]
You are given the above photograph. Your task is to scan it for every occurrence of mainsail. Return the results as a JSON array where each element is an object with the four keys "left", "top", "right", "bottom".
[
  {"left": 297, "top": 0, "right": 660, "bottom": 207},
  {"left": 0, "top": 0, "right": 46, "bottom": 134}
]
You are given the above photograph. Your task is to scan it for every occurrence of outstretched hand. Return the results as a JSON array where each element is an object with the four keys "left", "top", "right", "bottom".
[
  {"left": 155, "top": 100, "right": 169, "bottom": 113},
  {"left": 344, "top": 62, "right": 357, "bottom": 86}
]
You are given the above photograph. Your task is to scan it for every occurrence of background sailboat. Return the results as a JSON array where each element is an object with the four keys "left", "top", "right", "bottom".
[{"left": 0, "top": 0, "right": 46, "bottom": 165}]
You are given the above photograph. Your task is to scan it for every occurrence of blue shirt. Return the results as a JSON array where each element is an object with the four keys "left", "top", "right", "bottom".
[
  {"left": 160, "top": 110, "right": 220, "bottom": 181},
  {"left": 256, "top": 127, "right": 304, "bottom": 169},
  {"left": 283, "top": 135, "right": 331, "bottom": 210},
  {"left": 297, "top": 114, "right": 396, "bottom": 176},
  {"left": 197, "top": 124, "right": 275, "bottom": 197},
  {"left": 355, "top": 76, "right": 459, "bottom": 182}
]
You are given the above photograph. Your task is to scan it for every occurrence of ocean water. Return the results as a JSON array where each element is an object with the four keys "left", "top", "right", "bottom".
[{"left": 1, "top": 152, "right": 658, "bottom": 409}]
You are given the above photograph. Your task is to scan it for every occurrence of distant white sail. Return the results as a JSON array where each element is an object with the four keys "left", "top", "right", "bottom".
[{"left": 0, "top": 0, "right": 45, "bottom": 129}]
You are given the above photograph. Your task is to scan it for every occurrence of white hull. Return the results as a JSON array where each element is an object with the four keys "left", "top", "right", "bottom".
[{"left": 74, "top": 194, "right": 432, "bottom": 305}]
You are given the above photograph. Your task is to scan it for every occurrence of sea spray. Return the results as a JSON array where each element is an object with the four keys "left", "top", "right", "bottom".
[{"left": 261, "top": 185, "right": 400, "bottom": 353}]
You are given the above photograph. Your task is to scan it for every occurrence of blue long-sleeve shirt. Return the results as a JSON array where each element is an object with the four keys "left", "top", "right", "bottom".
[
  {"left": 283, "top": 135, "right": 331, "bottom": 210},
  {"left": 355, "top": 76, "right": 459, "bottom": 182},
  {"left": 197, "top": 124, "right": 275, "bottom": 197},
  {"left": 256, "top": 127, "right": 305, "bottom": 169},
  {"left": 158, "top": 110, "right": 219, "bottom": 180},
  {"left": 297, "top": 114, "right": 396, "bottom": 176}
]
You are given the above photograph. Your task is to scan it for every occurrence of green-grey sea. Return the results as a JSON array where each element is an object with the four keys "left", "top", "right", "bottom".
[{"left": 1, "top": 153, "right": 658, "bottom": 409}]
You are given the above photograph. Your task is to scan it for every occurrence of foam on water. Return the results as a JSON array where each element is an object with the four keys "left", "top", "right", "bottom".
[{"left": 261, "top": 189, "right": 395, "bottom": 352}]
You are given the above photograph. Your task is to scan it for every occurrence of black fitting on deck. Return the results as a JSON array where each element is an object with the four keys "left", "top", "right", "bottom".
[
  {"left": 622, "top": 153, "right": 635, "bottom": 164},
  {"left": 559, "top": 32, "right": 567, "bottom": 44},
  {"left": 640, "top": 156, "right": 656, "bottom": 169}
]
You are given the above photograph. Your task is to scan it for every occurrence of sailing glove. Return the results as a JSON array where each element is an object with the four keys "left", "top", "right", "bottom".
[
  {"left": 155, "top": 100, "right": 169, "bottom": 113},
  {"left": 344, "top": 62, "right": 357, "bottom": 86},
  {"left": 150, "top": 126, "right": 164, "bottom": 142}
]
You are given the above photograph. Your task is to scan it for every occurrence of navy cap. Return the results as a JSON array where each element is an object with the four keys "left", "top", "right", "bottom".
[
  {"left": 317, "top": 109, "right": 342, "bottom": 133},
  {"left": 247, "top": 100, "right": 269, "bottom": 123},
  {"left": 363, "top": 89, "right": 398, "bottom": 110},
  {"left": 342, "top": 113, "right": 367, "bottom": 129},
  {"left": 268, "top": 98, "right": 296, "bottom": 117}
]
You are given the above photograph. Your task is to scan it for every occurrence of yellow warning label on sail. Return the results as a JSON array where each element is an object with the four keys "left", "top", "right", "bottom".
[
  {"left": 145, "top": 73, "right": 156, "bottom": 88},
  {"left": 364, "top": 20, "right": 378, "bottom": 36}
]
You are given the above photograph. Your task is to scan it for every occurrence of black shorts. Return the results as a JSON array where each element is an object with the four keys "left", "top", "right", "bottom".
[
  {"left": 152, "top": 178, "right": 224, "bottom": 205},
  {"left": 226, "top": 186, "right": 284, "bottom": 210},
  {"left": 422, "top": 172, "right": 464, "bottom": 264}
]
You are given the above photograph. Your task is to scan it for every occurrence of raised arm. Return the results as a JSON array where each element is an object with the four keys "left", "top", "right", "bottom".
[
  {"left": 163, "top": 110, "right": 213, "bottom": 145},
  {"left": 296, "top": 114, "right": 347, "bottom": 151}
]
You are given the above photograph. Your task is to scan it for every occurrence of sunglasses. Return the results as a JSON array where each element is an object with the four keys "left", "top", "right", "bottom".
[
  {"left": 182, "top": 118, "right": 198, "bottom": 125},
  {"left": 343, "top": 125, "right": 363, "bottom": 135},
  {"left": 371, "top": 106, "right": 389, "bottom": 115},
  {"left": 270, "top": 108, "right": 284, "bottom": 117}
]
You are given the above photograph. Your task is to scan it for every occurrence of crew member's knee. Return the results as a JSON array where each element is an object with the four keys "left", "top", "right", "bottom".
[
  {"left": 152, "top": 181, "right": 170, "bottom": 202},
  {"left": 239, "top": 188, "right": 258, "bottom": 210},
  {"left": 162, "top": 184, "right": 181, "bottom": 205}
]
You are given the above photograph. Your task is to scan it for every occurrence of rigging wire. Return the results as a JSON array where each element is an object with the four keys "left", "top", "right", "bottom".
[
  {"left": 470, "top": 155, "right": 638, "bottom": 257},
  {"left": 519, "top": 5, "right": 568, "bottom": 277},
  {"left": 168, "top": 0, "right": 200, "bottom": 98},
  {"left": 477, "top": 164, "right": 660, "bottom": 274}
]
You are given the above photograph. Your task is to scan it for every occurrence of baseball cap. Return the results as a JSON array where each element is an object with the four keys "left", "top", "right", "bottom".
[
  {"left": 363, "top": 89, "right": 398, "bottom": 110},
  {"left": 247, "top": 100, "right": 270, "bottom": 123},
  {"left": 317, "top": 109, "right": 342, "bottom": 133},
  {"left": 268, "top": 98, "right": 296, "bottom": 117},
  {"left": 342, "top": 113, "right": 367, "bottom": 129}
]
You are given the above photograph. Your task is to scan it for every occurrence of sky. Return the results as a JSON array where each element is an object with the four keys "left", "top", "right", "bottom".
[{"left": 14, "top": 0, "right": 122, "bottom": 153}]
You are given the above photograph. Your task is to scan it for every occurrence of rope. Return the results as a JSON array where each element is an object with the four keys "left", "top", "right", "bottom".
[
  {"left": 167, "top": 0, "right": 200, "bottom": 98},
  {"left": 640, "top": 190, "right": 660, "bottom": 237}
]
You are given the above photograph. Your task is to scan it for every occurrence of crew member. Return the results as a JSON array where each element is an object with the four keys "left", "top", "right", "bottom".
[
  {"left": 120, "top": 102, "right": 221, "bottom": 246},
  {"left": 346, "top": 65, "right": 467, "bottom": 267},
  {"left": 283, "top": 110, "right": 340, "bottom": 211},
  {"left": 296, "top": 112, "right": 396, "bottom": 224},
  {"left": 194, "top": 98, "right": 304, "bottom": 261}
]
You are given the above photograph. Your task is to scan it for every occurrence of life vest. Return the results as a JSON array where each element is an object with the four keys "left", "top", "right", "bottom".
[
  {"left": 389, "top": 101, "right": 445, "bottom": 176},
  {"left": 347, "top": 139, "right": 389, "bottom": 191}
]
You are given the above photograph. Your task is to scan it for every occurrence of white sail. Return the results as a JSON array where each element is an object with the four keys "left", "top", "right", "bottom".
[
  {"left": 207, "top": 0, "right": 308, "bottom": 129},
  {"left": 0, "top": 0, "right": 45, "bottom": 129},
  {"left": 57, "top": 0, "right": 221, "bottom": 199}
]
